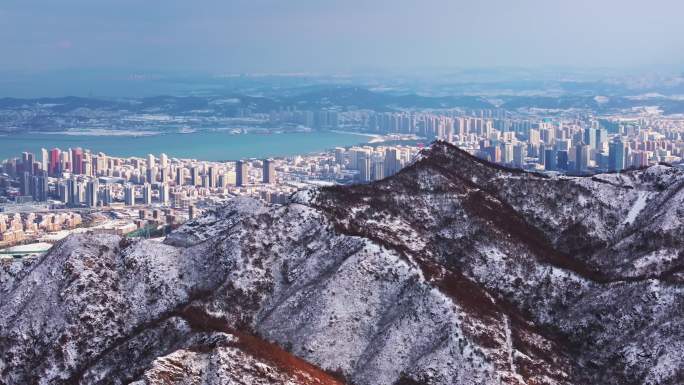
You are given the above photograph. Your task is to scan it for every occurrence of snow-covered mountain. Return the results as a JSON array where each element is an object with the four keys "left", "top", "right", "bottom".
[{"left": 2, "top": 141, "right": 683, "bottom": 385}]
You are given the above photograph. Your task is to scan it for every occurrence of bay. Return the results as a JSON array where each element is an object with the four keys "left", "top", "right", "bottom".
[{"left": 0, "top": 131, "right": 369, "bottom": 161}]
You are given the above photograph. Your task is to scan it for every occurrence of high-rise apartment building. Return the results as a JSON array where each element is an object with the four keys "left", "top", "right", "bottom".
[
  {"left": 609, "top": 137, "right": 626, "bottom": 172},
  {"left": 262, "top": 159, "right": 275, "bottom": 184},
  {"left": 124, "top": 184, "right": 135, "bottom": 206},
  {"left": 159, "top": 183, "right": 169, "bottom": 205},
  {"left": 40, "top": 148, "right": 48, "bottom": 174},
  {"left": 236, "top": 160, "right": 248, "bottom": 187},
  {"left": 71, "top": 148, "right": 83, "bottom": 175},
  {"left": 86, "top": 179, "right": 99, "bottom": 207},
  {"left": 49, "top": 148, "right": 61, "bottom": 176},
  {"left": 142, "top": 183, "right": 152, "bottom": 205},
  {"left": 175, "top": 168, "right": 185, "bottom": 186},
  {"left": 358, "top": 153, "right": 371, "bottom": 182},
  {"left": 574, "top": 143, "right": 591, "bottom": 173},
  {"left": 190, "top": 166, "right": 201, "bottom": 186}
]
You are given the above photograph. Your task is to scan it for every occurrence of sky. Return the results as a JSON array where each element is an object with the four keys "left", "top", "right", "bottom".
[{"left": 1, "top": 0, "right": 683, "bottom": 74}]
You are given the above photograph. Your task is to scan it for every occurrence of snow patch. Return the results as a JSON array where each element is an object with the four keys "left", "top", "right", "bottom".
[{"left": 623, "top": 191, "right": 649, "bottom": 225}]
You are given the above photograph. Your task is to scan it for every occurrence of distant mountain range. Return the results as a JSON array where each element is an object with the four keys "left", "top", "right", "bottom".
[
  {"left": 2, "top": 87, "right": 684, "bottom": 122},
  {"left": 2, "top": 142, "right": 683, "bottom": 384},
  {"left": 0, "top": 88, "right": 493, "bottom": 115}
]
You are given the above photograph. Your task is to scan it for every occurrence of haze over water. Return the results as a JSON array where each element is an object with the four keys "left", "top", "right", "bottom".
[{"left": 0, "top": 131, "right": 369, "bottom": 161}]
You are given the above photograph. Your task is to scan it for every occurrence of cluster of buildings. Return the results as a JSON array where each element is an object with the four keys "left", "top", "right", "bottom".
[
  {"left": 332, "top": 145, "right": 419, "bottom": 182},
  {"left": 0, "top": 142, "right": 419, "bottom": 248},
  {"left": 268, "top": 108, "right": 340, "bottom": 129},
  {"left": 0, "top": 212, "right": 82, "bottom": 247},
  {"left": 351, "top": 111, "right": 684, "bottom": 173},
  {"left": 0, "top": 141, "right": 422, "bottom": 209},
  {"left": 0, "top": 148, "right": 284, "bottom": 207}
]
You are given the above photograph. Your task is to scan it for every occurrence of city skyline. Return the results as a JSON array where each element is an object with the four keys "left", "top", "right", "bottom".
[{"left": 3, "top": 108, "right": 681, "bottom": 211}]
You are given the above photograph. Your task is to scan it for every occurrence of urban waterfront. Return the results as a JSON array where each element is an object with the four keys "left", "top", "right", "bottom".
[
  {"left": 0, "top": 130, "right": 370, "bottom": 161},
  {"left": 0, "top": 137, "right": 420, "bottom": 249}
]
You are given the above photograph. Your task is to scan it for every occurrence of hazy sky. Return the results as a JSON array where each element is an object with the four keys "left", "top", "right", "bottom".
[{"left": 1, "top": 0, "right": 683, "bottom": 73}]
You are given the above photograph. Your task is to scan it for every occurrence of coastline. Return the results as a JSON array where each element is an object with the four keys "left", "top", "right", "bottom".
[
  {"left": 329, "top": 129, "right": 387, "bottom": 143},
  {"left": 330, "top": 129, "right": 380, "bottom": 139}
]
